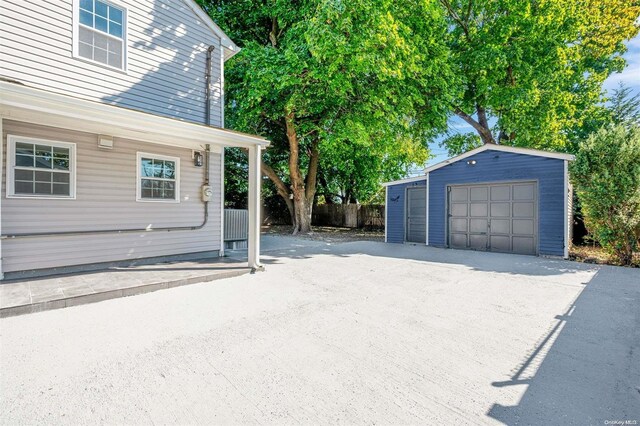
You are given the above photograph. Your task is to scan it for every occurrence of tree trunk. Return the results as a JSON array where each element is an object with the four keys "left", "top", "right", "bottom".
[{"left": 284, "top": 110, "right": 318, "bottom": 234}]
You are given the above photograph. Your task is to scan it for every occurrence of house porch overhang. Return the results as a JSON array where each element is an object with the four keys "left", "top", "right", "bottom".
[
  {"left": 0, "top": 81, "right": 268, "bottom": 273},
  {"left": 0, "top": 80, "right": 269, "bottom": 151}
]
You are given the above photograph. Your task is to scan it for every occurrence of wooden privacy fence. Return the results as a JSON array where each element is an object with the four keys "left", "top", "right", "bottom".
[
  {"left": 312, "top": 204, "right": 385, "bottom": 229},
  {"left": 224, "top": 209, "right": 248, "bottom": 249}
]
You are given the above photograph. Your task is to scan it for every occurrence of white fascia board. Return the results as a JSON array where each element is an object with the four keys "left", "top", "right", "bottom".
[
  {"left": 381, "top": 175, "right": 428, "bottom": 187},
  {"left": 183, "top": 0, "right": 240, "bottom": 60},
  {"left": 0, "top": 82, "right": 269, "bottom": 150},
  {"left": 424, "top": 144, "right": 575, "bottom": 174},
  {"left": 425, "top": 173, "right": 429, "bottom": 246}
]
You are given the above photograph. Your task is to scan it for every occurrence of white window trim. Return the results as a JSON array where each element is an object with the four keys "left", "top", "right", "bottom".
[
  {"left": 72, "top": 0, "right": 128, "bottom": 73},
  {"left": 6, "top": 135, "right": 77, "bottom": 200},
  {"left": 136, "top": 152, "right": 181, "bottom": 203}
]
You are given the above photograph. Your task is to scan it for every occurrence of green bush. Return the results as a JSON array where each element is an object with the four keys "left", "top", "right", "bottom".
[{"left": 571, "top": 124, "right": 640, "bottom": 265}]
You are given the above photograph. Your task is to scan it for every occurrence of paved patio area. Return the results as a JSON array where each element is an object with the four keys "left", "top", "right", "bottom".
[{"left": 0, "top": 258, "right": 250, "bottom": 317}]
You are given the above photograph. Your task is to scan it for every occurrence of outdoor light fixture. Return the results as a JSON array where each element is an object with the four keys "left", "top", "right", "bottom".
[
  {"left": 193, "top": 151, "right": 204, "bottom": 167},
  {"left": 467, "top": 160, "right": 477, "bottom": 165}
]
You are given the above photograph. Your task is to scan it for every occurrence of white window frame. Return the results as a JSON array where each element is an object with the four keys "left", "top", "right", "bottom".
[
  {"left": 136, "top": 152, "right": 181, "bottom": 203},
  {"left": 72, "top": 0, "right": 128, "bottom": 72},
  {"left": 6, "top": 135, "right": 77, "bottom": 200}
]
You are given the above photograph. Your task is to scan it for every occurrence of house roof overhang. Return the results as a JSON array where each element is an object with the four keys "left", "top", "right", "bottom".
[
  {"left": 183, "top": 0, "right": 240, "bottom": 61},
  {"left": 0, "top": 81, "right": 269, "bottom": 151}
]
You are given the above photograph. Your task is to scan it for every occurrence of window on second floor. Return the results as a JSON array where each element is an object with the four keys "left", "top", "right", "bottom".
[{"left": 76, "top": 0, "right": 126, "bottom": 70}]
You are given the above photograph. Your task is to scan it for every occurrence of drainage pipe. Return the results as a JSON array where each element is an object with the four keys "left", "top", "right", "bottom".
[{"left": 205, "top": 45, "right": 215, "bottom": 126}]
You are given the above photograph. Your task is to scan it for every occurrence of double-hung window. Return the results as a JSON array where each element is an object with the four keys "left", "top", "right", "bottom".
[
  {"left": 137, "top": 153, "right": 180, "bottom": 202},
  {"left": 7, "top": 136, "right": 76, "bottom": 199},
  {"left": 76, "top": 0, "right": 126, "bottom": 70}
]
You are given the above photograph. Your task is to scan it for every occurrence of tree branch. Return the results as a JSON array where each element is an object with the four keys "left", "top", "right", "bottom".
[
  {"left": 455, "top": 107, "right": 495, "bottom": 144},
  {"left": 439, "top": 0, "right": 471, "bottom": 40},
  {"left": 261, "top": 161, "right": 294, "bottom": 218},
  {"left": 269, "top": 17, "right": 278, "bottom": 47}
]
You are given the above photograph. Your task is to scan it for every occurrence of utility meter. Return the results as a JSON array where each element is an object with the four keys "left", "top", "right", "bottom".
[{"left": 201, "top": 185, "right": 213, "bottom": 202}]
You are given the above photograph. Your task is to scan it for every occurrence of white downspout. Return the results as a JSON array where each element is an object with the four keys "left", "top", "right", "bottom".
[{"left": 248, "top": 145, "right": 263, "bottom": 271}]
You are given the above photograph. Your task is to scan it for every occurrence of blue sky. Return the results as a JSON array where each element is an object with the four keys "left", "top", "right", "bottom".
[{"left": 424, "top": 35, "right": 640, "bottom": 167}]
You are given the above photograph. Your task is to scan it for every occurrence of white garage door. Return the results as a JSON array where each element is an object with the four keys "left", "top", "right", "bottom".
[{"left": 448, "top": 182, "right": 537, "bottom": 255}]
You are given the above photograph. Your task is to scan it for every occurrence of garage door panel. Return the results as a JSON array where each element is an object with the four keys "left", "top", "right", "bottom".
[
  {"left": 491, "top": 185, "right": 510, "bottom": 201},
  {"left": 451, "top": 203, "right": 468, "bottom": 217},
  {"left": 469, "top": 234, "right": 487, "bottom": 250},
  {"left": 451, "top": 218, "right": 468, "bottom": 232},
  {"left": 513, "top": 236, "right": 535, "bottom": 254},
  {"left": 470, "top": 203, "right": 488, "bottom": 217},
  {"left": 470, "top": 186, "right": 488, "bottom": 201},
  {"left": 513, "top": 219, "right": 534, "bottom": 235},
  {"left": 491, "top": 203, "right": 510, "bottom": 217},
  {"left": 448, "top": 181, "right": 537, "bottom": 255},
  {"left": 451, "top": 187, "right": 468, "bottom": 202},
  {"left": 513, "top": 202, "right": 534, "bottom": 218},
  {"left": 490, "top": 235, "right": 510, "bottom": 252},
  {"left": 490, "top": 219, "right": 510, "bottom": 234},
  {"left": 513, "top": 184, "right": 535, "bottom": 200},
  {"left": 469, "top": 218, "right": 488, "bottom": 233},
  {"left": 451, "top": 233, "right": 467, "bottom": 248}
]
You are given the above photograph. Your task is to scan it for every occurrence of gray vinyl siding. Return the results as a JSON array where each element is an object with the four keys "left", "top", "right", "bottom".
[
  {"left": 1, "top": 120, "right": 222, "bottom": 273},
  {"left": 0, "top": 0, "right": 224, "bottom": 127},
  {"left": 386, "top": 179, "right": 427, "bottom": 244}
]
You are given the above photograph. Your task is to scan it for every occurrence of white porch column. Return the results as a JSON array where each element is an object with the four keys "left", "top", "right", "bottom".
[{"left": 247, "top": 144, "right": 263, "bottom": 271}]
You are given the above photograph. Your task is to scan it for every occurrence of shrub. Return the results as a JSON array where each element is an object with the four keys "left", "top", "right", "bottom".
[{"left": 571, "top": 124, "right": 640, "bottom": 265}]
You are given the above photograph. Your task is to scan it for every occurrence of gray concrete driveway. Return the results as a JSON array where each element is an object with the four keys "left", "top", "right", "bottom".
[{"left": 1, "top": 237, "right": 639, "bottom": 424}]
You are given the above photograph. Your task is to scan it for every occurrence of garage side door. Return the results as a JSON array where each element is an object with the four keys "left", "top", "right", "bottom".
[
  {"left": 406, "top": 187, "right": 426, "bottom": 243},
  {"left": 448, "top": 182, "right": 537, "bottom": 255}
]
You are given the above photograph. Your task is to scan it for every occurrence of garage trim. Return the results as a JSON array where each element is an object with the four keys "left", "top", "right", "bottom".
[
  {"left": 424, "top": 144, "right": 574, "bottom": 174},
  {"left": 425, "top": 174, "right": 429, "bottom": 245}
]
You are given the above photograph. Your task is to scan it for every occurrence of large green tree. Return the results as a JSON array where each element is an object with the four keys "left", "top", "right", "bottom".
[
  {"left": 198, "top": 0, "right": 452, "bottom": 233},
  {"left": 437, "top": 0, "right": 640, "bottom": 151}
]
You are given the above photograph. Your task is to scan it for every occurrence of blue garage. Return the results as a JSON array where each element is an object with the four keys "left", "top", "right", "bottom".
[{"left": 383, "top": 145, "right": 574, "bottom": 257}]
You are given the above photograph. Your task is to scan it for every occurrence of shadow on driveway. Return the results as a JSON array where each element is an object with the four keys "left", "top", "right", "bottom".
[
  {"left": 257, "top": 235, "right": 596, "bottom": 277},
  {"left": 258, "top": 235, "right": 640, "bottom": 423},
  {"left": 487, "top": 267, "right": 640, "bottom": 424}
]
